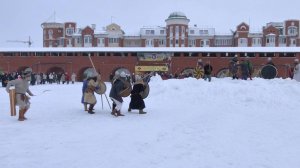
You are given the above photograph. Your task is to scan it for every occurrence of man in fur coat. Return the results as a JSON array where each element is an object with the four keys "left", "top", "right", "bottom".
[{"left": 83, "top": 74, "right": 101, "bottom": 114}]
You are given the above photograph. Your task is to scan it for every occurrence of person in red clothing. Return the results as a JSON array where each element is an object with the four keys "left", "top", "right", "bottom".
[{"left": 65, "top": 72, "right": 70, "bottom": 84}]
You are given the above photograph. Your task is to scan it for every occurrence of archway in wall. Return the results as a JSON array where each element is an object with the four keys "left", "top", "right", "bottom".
[
  {"left": 47, "top": 66, "right": 65, "bottom": 75},
  {"left": 17, "top": 66, "right": 30, "bottom": 74},
  {"left": 216, "top": 68, "right": 231, "bottom": 78},
  {"left": 181, "top": 67, "right": 195, "bottom": 78}
]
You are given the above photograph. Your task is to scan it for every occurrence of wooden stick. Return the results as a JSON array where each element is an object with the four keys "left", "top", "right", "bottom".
[
  {"left": 104, "top": 93, "right": 112, "bottom": 109},
  {"left": 88, "top": 53, "right": 97, "bottom": 72}
]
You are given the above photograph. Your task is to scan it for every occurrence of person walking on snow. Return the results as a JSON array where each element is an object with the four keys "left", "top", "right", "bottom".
[{"left": 6, "top": 70, "right": 34, "bottom": 121}]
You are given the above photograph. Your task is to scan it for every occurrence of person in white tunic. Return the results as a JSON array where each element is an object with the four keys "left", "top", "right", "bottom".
[
  {"left": 6, "top": 70, "right": 34, "bottom": 121},
  {"left": 293, "top": 59, "right": 300, "bottom": 82}
]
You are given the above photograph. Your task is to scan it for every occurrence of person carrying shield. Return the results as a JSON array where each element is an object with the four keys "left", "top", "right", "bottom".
[
  {"left": 109, "top": 71, "right": 128, "bottom": 117},
  {"left": 6, "top": 69, "right": 34, "bottom": 121},
  {"left": 128, "top": 74, "right": 147, "bottom": 114},
  {"left": 83, "top": 73, "right": 101, "bottom": 114}
]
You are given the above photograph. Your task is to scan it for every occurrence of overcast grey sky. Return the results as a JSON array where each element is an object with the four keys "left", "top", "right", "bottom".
[{"left": 1, "top": 0, "right": 300, "bottom": 47}]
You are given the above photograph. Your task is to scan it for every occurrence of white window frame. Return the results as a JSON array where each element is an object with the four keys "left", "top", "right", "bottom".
[
  {"left": 48, "top": 29, "right": 53, "bottom": 40},
  {"left": 288, "top": 26, "right": 298, "bottom": 36},
  {"left": 66, "top": 28, "right": 74, "bottom": 36},
  {"left": 266, "top": 34, "right": 276, "bottom": 47},
  {"left": 252, "top": 38, "right": 261, "bottom": 47},
  {"left": 238, "top": 38, "right": 248, "bottom": 47}
]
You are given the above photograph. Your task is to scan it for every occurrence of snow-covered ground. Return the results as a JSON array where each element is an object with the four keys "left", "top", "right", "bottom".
[{"left": 1, "top": 76, "right": 300, "bottom": 168}]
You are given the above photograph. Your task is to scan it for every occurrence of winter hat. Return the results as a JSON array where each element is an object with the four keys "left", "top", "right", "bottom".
[
  {"left": 294, "top": 58, "right": 299, "bottom": 62},
  {"left": 120, "top": 71, "right": 126, "bottom": 78},
  {"left": 267, "top": 57, "right": 272, "bottom": 61}
]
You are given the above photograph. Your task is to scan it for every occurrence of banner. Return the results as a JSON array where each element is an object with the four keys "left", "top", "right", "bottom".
[
  {"left": 135, "top": 66, "right": 168, "bottom": 72},
  {"left": 138, "top": 53, "right": 171, "bottom": 62}
]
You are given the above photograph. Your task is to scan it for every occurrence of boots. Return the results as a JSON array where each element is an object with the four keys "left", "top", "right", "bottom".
[
  {"left": 128, "top": 107, "right": 131, "bottom": 112},
  {"left": 139, "top": 109, "right": 147, "bottom": 114},
  {"left": 88, "top": 104, "right": 95, "bottom": 114},
  {"left": 112, "top": 103, "right": 116, "bottom": 110},
  {"left": 116, "top": 110, "right": 125, "bottom": 116},
  {"left": 18, "top": 109, "right": 26, "bottom": 121},
  {"left": 84, "top": 103, "right": 88, "bottom": 111},
  {"left": 111, "top": 109, "right": 117, "bottom": 116}
]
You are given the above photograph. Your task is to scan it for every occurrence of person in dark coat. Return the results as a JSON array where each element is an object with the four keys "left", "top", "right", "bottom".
[
  {"left": 203, "top": 61, "right": 213, "bottom": 82},
  {"left": 1, "top": 73, "right": 8, "bottom": 87},
  {"left": 109, "top": 71, "right": 127, "bottom": 117},
  {"left": 240, "top": 60, "right": 249, "bottom": 80},
  {"left": 128, "top": 75, "right": 146, "bottom": 114},
  {"left": 245, "top": 57, "right": 253, "bottom": 80},
  {"left": 229, "top": 56, "right": 239, "bottom": 79}
]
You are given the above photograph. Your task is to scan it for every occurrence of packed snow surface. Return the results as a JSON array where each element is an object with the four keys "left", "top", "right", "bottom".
[{"left": 1, "top": 76, "right": 300, "bottom": 168}]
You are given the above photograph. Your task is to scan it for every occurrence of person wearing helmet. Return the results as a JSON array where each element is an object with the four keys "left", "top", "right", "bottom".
[
  {"left": 83, "top": 72, "right": 101, "bottom": 114},
  {"left": 109, "top": 71, "right": 127, "bottom": 117},
  {"left": 266, "top": 57, "right": 275, "bottom": 66},
  {"left": 6, "top": 70, "right": 34, "bottom": 121}
]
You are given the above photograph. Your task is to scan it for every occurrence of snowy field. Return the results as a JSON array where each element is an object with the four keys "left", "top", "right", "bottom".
[{"left": 1, "top": 75, "right": 300, "bottom": 168}]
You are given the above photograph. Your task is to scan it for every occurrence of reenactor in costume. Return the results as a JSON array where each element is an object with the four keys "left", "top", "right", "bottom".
[
  {"left": 229, "top": 56, "right": 239, "bottom": 79},
  {"left": 109, "top": 71, "right": 128, "bottom": 117},
  {"left": 245, "top": 57, "right": 253, "bottom": 80},
  {"left": 6, "top": 70, "right": 34, "bottom": 121},
  {"left": 261, "top": 57, "right": 278, "bottom": 79},
  {"left": 293, "top": 59, "right": 300, "bottom": 82},
  {"left": 240, "top": 59, "right": 249, "bottom": 80},
  {"left": 128, "top": 75, "right": 147, "bottom": 114},
  {"left": 83, "top": 74, "right": 101, "bottom": 114},
  {"left": 203, "top": 61, "right": 213, "bottom": 82}
]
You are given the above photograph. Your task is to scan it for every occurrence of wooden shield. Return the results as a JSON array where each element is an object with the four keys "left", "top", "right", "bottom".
[
  {"left": 140, "top": 83, "right": 150, "bottom": 99},
  {"left": 95, "top": 81, "right": 107, "bottom": 95},
  {"left": 9, "top": 88, "right": 16, "bottom": 116},
  {"left": 119, "top": 80, "right": 132, "bottom": 97},
  {"left": 261, "top": 65, "right": 278, "bottom": 79}
]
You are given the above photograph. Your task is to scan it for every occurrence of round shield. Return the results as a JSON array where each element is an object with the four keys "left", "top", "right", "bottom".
[
  {"left": 140, "top": 83, "right": 150, "bottom": 99},
  {"left": 119, "top": 80, "right": 132, "bottom": 97},
  {"left": 260, "top": 65, "right": 278, "bottom": 79},
  {"left": 193, "top": 67, "right": 204, "bottom": 79},
  {"left": 95, "top": 81, "right": 107, "bottom": 95}
]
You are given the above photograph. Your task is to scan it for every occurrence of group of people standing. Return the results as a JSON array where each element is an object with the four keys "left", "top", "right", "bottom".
[
  {"left": 1, "top": 71, "right": 77, "bottom": 87},
  {"left": 5, "top": 57, "right": 300, "bottom": 122},
  {"left": 81, "top": 71, "right": 147, "bottom": 117},
  {"left": 229, "top": 56, "right": 254, "bottom": 80}
]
